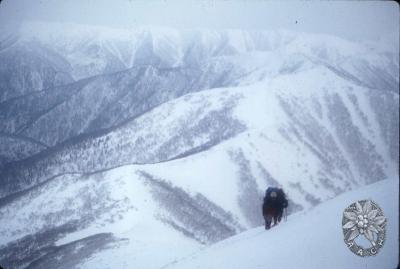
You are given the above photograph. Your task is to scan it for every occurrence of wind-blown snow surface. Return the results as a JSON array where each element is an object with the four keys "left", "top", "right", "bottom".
[
  {"left": 163, "top": 179, "right": 399, "bottom": 269},
  {"left": 0, "top": 22, "right": 398, "bottom": 269}
]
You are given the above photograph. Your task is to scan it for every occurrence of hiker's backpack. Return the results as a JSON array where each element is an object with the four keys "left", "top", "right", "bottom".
[{"left": 264, "top": 187, "right": 288, "bottom": 208}]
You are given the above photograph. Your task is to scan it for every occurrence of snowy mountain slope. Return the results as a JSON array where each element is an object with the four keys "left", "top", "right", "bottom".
[
  {"left": 0, "top": 35, "right": 318, "bottom": 150},
  {"left": 0, "top": 60, "right": 255, "bottom": 149},
  {"left": 0, "top": 34, "right": 74, "bottom": 103},
  {"left": 2, "top": 163, "right": 395, "bottom": 269},
  {"left": 283, "top": 34, "right": 399, "bottom": 94},
  {"left": 4, "top": 22, "right": 398, "bottom": 90},
  {"left": 132, "top": 67, "right": 398, "bottom": 226},
  {"left": 0, "top": 164, "right": 243, "bottom": 269},
  {"left": 0, "top": 50, "right": 308, "bottom": 152},
  {"left": 163, "top": 178, "right": 399, "bottom": 269},
  {"left": 0, "top": 66, "right": 198, "bottom": 146},
  {"left": 0, "top": 134, "right": 47, "bottom": 166},
  {"left": 0, "top": 22, "right": 397, "bottom": 161},
  {"left": 1, "top": 66, "right": 397, "bottom": 224},
  {"left": 0, "top": 22, "right": 398, "bottom": 269},
  {"left": 0, "top": 76, "right": 93, "bottom": 143},
  {"left": 4, "top": 22, "right": 397, "bottom": 92},
  {"left": 0, "top": 82, "right": 246, "bottom": 198}
]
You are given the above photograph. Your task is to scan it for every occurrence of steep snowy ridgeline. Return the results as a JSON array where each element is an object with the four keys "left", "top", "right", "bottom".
[
  {"left": 0, "top": 165, "right": 242, "bottom": 269},
  {"left": 1, "top": 164, "right": 395, "bottom": 269},
  {"left": 0, "top": 21, "right": 398, "bottom": 269},
  {"left": 0, "top": 66, "right": 202, "bottom": 147},
  {"left": 126, "top": 66, "right": 399, "bottom": 227},
  {"left": 0, "top": 22, "right": 397, "bottom": 162},
  {"left": 164, "top": 178, "right": 399, "bottom": 269},
  {"left": 0, "top": 80, "right": 245, "bottom": 198},
  {"left": 284, "top": 34, "right": 399, "bottom": 94},
  {"left": 1, "top": 51, "right": 283, "bottom": 149},
  {"left": 1, "top": 66, "right": 397, "bottom": 218},
  {"left": 12, "top": 22, "right": 399, "bottom": 92},
  {"left": 0, "top": 48, "right": 317, "bottom": 151},
  {"left": 17, "top": 22, "right": 296, "bottom": 79}
]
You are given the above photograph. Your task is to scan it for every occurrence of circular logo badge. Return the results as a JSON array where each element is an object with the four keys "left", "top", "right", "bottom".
[{"left": 342, "top": 200, "right": 386, "bottom": 257}]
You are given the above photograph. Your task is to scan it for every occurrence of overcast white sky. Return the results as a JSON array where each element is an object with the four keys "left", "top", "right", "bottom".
[{"left": 0, "top": 0, "right": 398, "bottom": 42}]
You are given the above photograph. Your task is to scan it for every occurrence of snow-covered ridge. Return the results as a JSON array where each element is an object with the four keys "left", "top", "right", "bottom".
[
  {"left": 0, "top": 21, "right": 397, "bottom": 162},
  {"left": 9, "top": 21, "right": 398, "bottom": 89},
  {"left": 163, "top": 178, "right": 399, "bottom": 269},
  {"left": 0, "top": 21, "right": 398, "bottom": 269},
  {"left": 1, "top": 65, "right": 397, "bottom": 213}
]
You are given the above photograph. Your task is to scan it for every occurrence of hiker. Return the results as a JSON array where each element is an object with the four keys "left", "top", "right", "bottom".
[{"left": 262, "top": 187, "right": 288, "bottom": 230}]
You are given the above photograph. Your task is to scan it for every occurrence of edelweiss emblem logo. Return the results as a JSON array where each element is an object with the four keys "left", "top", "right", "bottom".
[{"left": 342, "top": 200, "right": 386, "bottom": 257}]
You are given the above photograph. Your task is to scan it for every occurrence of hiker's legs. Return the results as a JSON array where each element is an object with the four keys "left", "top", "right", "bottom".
[
  {"left": 273, "top": 214, "right": 279, "bottom": 226},
  {"left": 272, "top": 210, "right": 284, "bottom": 226},
  {"left": 264, "top": 214, "right": 273, "bottom": 230},
  {"left": 277, "top": 210, "right": 283, "bottom": 223}
]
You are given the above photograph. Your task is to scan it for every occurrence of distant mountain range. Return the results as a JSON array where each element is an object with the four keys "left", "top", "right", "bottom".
[{"left": 0, "top": 22, "right": 398, "bottom": 269}]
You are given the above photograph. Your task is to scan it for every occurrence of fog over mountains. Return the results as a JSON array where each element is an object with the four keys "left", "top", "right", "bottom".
[{"left": 0, "top": 22, "right": 398, "bottom": 269}]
